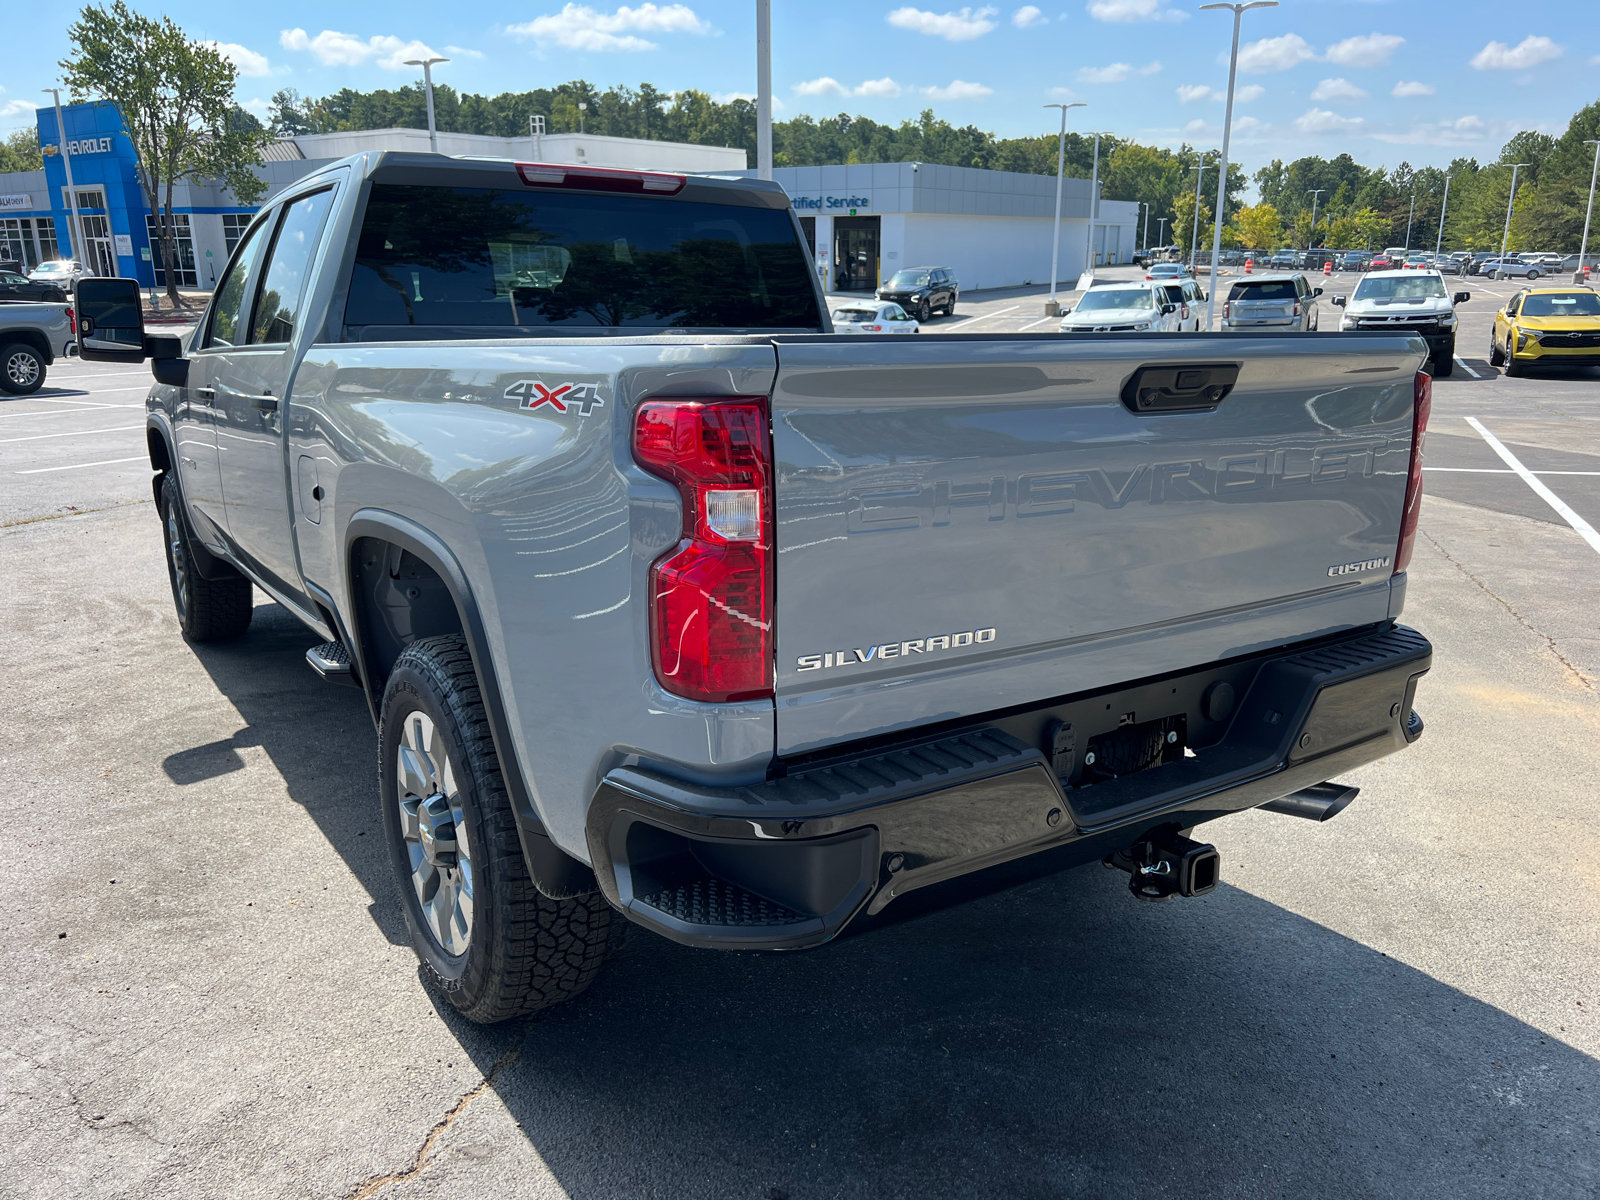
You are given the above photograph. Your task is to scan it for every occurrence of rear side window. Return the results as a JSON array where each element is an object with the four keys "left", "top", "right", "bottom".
[
  {"left": 1228, "top": 280, "right": 1297, "bottom": 300},
  {"left": 346, "top": 184, "right": 820, "bottom": 333}
]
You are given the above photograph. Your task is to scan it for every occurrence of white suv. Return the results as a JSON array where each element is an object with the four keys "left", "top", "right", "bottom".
[{"left": 1058, "top": 283, "right": 1182, "bottom": 333}]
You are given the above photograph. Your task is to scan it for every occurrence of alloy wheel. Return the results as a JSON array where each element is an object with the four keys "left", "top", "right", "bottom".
[
  {"left": 396, "top": 711, "right": 474, "bottom": 956},
  {"left": 5, "top": 349, "right": 39, "bottom": 389},
  {"left": 166, "top": 505, "right": 190, "bottom": 619}
]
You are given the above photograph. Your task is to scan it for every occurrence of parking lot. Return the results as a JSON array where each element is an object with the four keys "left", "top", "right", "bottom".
[{"left": 5, "top": 293, "right": 1599, "bottom": 1199}]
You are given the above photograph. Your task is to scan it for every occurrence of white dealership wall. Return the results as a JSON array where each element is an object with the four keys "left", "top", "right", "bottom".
[{"left": 749, "top": 162, "right": 1140, "bottom": 291}]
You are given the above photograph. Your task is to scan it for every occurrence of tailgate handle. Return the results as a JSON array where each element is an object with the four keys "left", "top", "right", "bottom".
[{"left": 1122, "top": 363, "right": 1241, "bottom": 414}]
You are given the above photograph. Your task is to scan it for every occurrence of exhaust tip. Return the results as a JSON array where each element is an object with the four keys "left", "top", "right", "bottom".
[{"left": 1260, "top": 782, "right": 1359, "bottom": 823}]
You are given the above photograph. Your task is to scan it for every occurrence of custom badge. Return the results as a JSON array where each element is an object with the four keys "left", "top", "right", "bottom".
[{"left": 504, "top": 380, "right": 605, "bottom": 415}]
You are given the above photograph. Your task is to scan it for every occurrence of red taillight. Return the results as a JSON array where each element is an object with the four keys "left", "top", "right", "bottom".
[
  {"left": 1223, "top": 300, "right": 1230, "bottom": 319},
  {"left": 1292, "top": 301, "right": 1301, "bottom": 317},
  {"left": 1393, "top": 371, "right": 1432, "bottom": 575},
  {"left": 864, "top": 324, "right": 882, "bottom": 331},
  {"left": 633, "top": 398, "right": 773, "bottom": 702},
  {"left": 516, "top": 162, "right": 686, "bottom": 194},
  {"left": 66, "top": 307, "right": 75, "bottom": 336}
]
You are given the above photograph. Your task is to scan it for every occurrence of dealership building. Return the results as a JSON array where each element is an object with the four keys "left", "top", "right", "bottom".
[{"left": 1, "top": 100, "right": 1135, "bottom": 293}]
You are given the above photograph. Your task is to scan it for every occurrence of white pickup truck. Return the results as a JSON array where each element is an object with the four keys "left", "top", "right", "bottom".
[{"left": 0, "top": 301, "right": 75, "bottom": 395}]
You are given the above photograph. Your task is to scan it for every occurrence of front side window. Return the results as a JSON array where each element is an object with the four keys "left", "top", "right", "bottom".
[
  {"left": 249, "top": 188, "right": 336, "bottom": 345},
  {"left": 347, "top": 184, "right": 818, "bottom": 332},
  {"left": 205, "top": 216, "right": 273, "bottom": 349}
]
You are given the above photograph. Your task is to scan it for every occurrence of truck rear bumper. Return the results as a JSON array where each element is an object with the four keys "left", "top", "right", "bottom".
[{"left": 586, "top": 623, "right": 1431, "bottom": 950}]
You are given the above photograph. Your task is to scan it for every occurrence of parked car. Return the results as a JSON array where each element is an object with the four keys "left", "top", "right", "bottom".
[
  {"left": 1463, "top": 253, "right": 1500, "bottom": 276},
  {"left": 1220, "top": 274, "right": 1323, "bottom": 331},
  {"left": 1058, "top": 282, "right": 1182, "bottom": 332},
  {"left": 1, "top": 300, "right": 75, "bottom": 395},
  {"left": 75, "top": 150, "right": 1436, "bottom": 1025},
  {"left": 1157, "top": 278, "right": 1208, "bottom": 331},
  {"left": 1269, "top": 250, "right": 1300, "bottom": 269},
  {"left": 1144, "top": 261, "right": 1189, "bottom": 282},
  {"left": 27, "top": 259, "right": 82, "bottom": 294},
  {"left": 1332, "top": 270, "right": 1468, "bottom": 377},
  {"left": 1369, "top": 254, "right": 1398, "bottom": 272},
  {"left": 832, "top": 301, "right": 920, "bottom": 334},
  {"left": 1339, "top": 251, "right": 1373, "bottom": 272},
  {"left": 877, "top": 266, "right": 957, "bottom": 322},
  {"left": 1483, "top": 259, "right": 1543, "bottom": 281},
  {"left": 0, "top": 269, "right": 69, "bottom": 303},
  {"left": 1489, "top": 286, "right": 1600, "bottom": 376}
]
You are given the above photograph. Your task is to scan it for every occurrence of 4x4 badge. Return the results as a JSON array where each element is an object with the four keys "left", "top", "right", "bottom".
[{"left": 504, "top": 380, "right": 605, "bottom": 415}]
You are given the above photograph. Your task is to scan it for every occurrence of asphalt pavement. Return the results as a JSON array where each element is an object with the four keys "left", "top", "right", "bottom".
[{"left": 4, "top": 291, "right": 1599, "bottom": 1200}]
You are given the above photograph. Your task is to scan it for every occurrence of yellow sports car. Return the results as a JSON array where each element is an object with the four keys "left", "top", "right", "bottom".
[{"left": 1489, "top": 286, "right": 1600, "bottom": 376}]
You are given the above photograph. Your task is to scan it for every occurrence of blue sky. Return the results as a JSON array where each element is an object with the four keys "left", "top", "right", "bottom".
[{"left": 3, "top": 0, "right": 1595, "bottom": 181}]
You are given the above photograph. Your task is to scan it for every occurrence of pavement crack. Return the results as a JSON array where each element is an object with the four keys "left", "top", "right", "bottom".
[
  {"left": 1419, "top": 526, "right": 1596, "bottom": 693},
  {"left": 344, "top": 1041, "right": 522, "bottom": 1199}
]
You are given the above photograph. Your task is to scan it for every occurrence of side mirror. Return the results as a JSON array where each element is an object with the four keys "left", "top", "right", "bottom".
[
  {"left": 1060, "top": 306, "right": 1072, "bottom": 315},
  {"left": 1313, "top": 286, "right": 1324, "bottom": 297},
  {"left": 1162, "top": 303, "right": 1177, "bottom": 315},
  {"left": 1332, "top": 295, "right": 1347, "bottom": 307},
  {"left": 75, "top": 277, "right": 146, "bottom": 363},
  {"left": 1454, "top": 292, "right": 1470, "bottom": 305}
]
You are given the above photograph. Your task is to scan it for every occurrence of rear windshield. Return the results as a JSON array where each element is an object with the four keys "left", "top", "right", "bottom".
[
  {"left": 1522, "top": 293, "right": 1600, "bottom": 317},
  {"left": 1353, "top": 276, "right": 1448, "bottom": 301},
  {"left": 346, "top": 184, "right": 819, "bottom": 333},
  {"left": 832, "top": 307, "right": 877, "bottom": 322},
  {"left": 1228, "top": 281, "right": 1297, "bottom": 300}
]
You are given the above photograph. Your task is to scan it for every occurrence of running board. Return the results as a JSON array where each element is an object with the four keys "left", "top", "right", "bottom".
[{"left": 306, "top": 641, "right": 362, "bottom": 688}]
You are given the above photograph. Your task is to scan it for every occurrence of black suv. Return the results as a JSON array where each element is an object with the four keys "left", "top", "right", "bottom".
[{"left": 878, "top": 266, "right": 958, "bottom": 321}]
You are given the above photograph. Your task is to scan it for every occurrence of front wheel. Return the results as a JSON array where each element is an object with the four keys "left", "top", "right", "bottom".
[
  {"left": 1488, "top": 330, "right": 1506, "bottom": 366},
  {"left": 380, "top": 635, "right": 617, "bottom": 1024},
  {"left": 918, "top": 301, "right": 932, "bottom": 323},
  {"left": 159, "top": 473, "right": 253, "bottom": 641},
  {"left": 1431, "top": 347, "right": 1455, "bottom": 377},
  {"left": 1504, "top": 335, "right": 1526, "bottom": 377},
  {"left": 0, "top": 342, "right": 45, "bottom": 396}
]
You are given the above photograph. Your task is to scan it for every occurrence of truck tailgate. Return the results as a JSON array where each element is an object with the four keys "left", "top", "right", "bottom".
[{"left": 769, "top": 334, "right": 1425, "bottom": 756}]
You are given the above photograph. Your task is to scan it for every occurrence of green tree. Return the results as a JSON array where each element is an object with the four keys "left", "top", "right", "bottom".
[
  {"left": 61, "top": 0, "right": 271, "bottom": 305},
  {"left": 1232, "top": 202, "right": 1283, "bottom": 249},
  {"left": 0, "top": 128, "right": 44, "bottom": 173}
]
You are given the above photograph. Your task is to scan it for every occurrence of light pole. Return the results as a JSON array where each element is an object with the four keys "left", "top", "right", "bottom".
[
  {"left": 1140, "top": 200, "right": 1150, "bottom": 252},
  {"left": 1434, "top": 174, "right": 1453, "bottom": 260},
  {"left": 43, "top": 88, "right": 88, "bottom": 276},
  {"left": 1084, "top": 132, "right": 1103, "bottom": 281},
  {"left": 1043, "top": 101, "right": 1085, "bottom": 315},
  {"left": 578, "top": 101, "right": 588, "bottom": 134},
  {"left": 1305, "top": 188, "right": 1324, "bottom": 254},
  {"left": 756, "top": 0, "right": 773, "bottom": 180},
  {"left": 1579, "top": 141, "right": 1600, "bottom": 280},
  {"left": 403, "top": 56, "right": 450, "bottom": 153},
  {"left": 1157, "top": 216, "right": 1168, "bottom": 245},
  {"left": 1187, "top": 152, "right": 1217, "bottom": 273},
  {"left": 1500, "top": 162, "right": 1531, "bottom": 260},
  {"left": 1200, "top": 1, "right": 1277, "bottom": 330},
  {"left": 1403, "top": 191, "right": 1415, "bottom": 252}
]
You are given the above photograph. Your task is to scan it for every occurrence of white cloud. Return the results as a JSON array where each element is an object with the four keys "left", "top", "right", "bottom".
[
  {"left": 1236, "top": 33, "right": 1316, "bottom": 73},
  {"left": 712, "top": 92, "right": 784, "bottom": 110},
  {"left": 1294, "top": 108, "right": 1364, "bottom": 134},
  {"left": 1310, "top": 78, "right": 1367, "bottom": 103},
  {"left": 1324, "top": 33, "right": 1404, "bottom": 67},
  {"left": 1178, "top": 83, "right": 1262, "bottom": 104},
  {"left": 1139, "top": 61, "right": 1162, "bottom": 75},
  {"left": 507, "top": 4, "right": 709, "bottom": 52},
  {"left": 1371, "top": 115, "right": 1511, "bottom": 147},
  {"left": 241, "top": 97, "right": 273, "bottom": 118},
  {"left": 205, "top": 41, "right": 272, "bottom": 77},
  {"left": 444, "top": 46, "right": 486, "bottom": 59},
  {"left": 855, "top": 77, "right": 903, "bottom": 98},
  {"left": 1233, "top": 116, "right": 1263, "bottom": 133},
  {"left": 1471, "top": 35, "right": 1562, "bottom": 70},
  {"left": 1048, "top": 86, "right": 1080, "bottom": 100},
  {"left": 0, "top": 99, "right": 40, "bottom": 119},
  {"left": 886, "top": 7, "right": 997, "bottom": 41},
  {"left": 1235, "top": 84, "right": 1264, "bottom": 102},
  {"left": 280, "top": 29, "right": 443, "bottom": 70},
  {"left": 921, "top": 79, "right": 994, "bottom": 100},
  {"left": 1176, "top": 84, "right": 1215, "bottom": 103},
  {"left": 1012, "top": 5, "right": 1046, "bottom": 28},
  {"left": 1079, "top": 63, "right": 1131, "bottom": 84},
  {"left": 1086, "top": 0, "right": 1187, "bottom": 24},
  {"left": 1392, "top": 80, "right": 1435, "bottom": 98},
  {"left": 1183, "top": 118, "right": 1209, "bottom": 134}
]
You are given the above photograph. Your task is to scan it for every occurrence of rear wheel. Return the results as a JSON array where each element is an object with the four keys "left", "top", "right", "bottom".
[
  {"left": 380, "top": 635, "right": 617, "bottom": 1024},
  {"left": 0, "top": 342, "right": 45, "bottom": 396},
  {"left": 945, "top": 295, "right": 957, "bottom": 316},
  {"left": 159, "top": 473, "right": 253, "bottom": 641}
]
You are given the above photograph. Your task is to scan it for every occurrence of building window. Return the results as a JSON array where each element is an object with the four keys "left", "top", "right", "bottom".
[
  {"left": 37, "top": 218, "right": 59, "bottom": 264},
  {"left": 144, "top": 213, "right": 198, "bottom": 287},
  {"left": 0, "top": 218, "right": 59, "bottom": 269},
  {"left": 222, "top": 214, "right": 252, "bottom": 257},
  {"left": 62, "top": 188, "right": 106, "bottom": 211}
]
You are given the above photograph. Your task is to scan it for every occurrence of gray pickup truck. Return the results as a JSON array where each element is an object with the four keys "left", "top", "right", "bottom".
[
  {"left": 76, "top": 151, "right": 1435, "bottom": 1023},
  {"left": 1, "top": 301, "right": 75, "bottom": 395}
]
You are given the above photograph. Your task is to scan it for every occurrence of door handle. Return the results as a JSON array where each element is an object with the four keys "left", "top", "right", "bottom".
[
  {"left": 195, "top": 387, "right": 215, "bottom": 399},
  {"left": 249, "top": 395, "right": 279, "bottom": 412}
]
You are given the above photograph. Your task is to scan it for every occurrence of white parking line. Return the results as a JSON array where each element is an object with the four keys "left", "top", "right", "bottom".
[
  {"left": 1465, "top": 417, "right": 1600, "bottom": 557},
  {"left": 1425, "top": 467, "right": 1600, "bottom": 475},
  {"left": 0, "top": 425, "right": 143, "bottom": 445},
  {"left": 1019, "top": 316, "right": 1059, "bottom": 331},
  {"left": 944, "top": 305, "right": 1021, "bottom": 330},
  {"left": 1453, "top": 356, "right": 1482, "bottom": 379},
  {"left": 17, "top": 455, "right": 148, "bottom": 474}
]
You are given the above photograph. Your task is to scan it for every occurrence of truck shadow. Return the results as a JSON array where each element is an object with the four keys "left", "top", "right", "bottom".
[{"left": 182, "top": 600, "right": 1597, "bottom": 1198}]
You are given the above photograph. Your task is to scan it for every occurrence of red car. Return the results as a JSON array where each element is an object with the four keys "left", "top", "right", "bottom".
[{"left": 1369, "top": 254, "right": 1397, "bottom": 271}]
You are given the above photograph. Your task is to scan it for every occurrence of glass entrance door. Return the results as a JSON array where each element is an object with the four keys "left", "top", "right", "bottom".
[
  {"left": 79, "top": 214, "right": 116, "bottom": 278},
  {"left": 833, "top": 216, "right": 880, "bottom": 292}
]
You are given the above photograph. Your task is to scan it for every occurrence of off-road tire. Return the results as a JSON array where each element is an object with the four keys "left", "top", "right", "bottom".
[
  {"left": 1504, "top": 335, "right": 1526, "bottom": 377},
  {"left": 380, "top": 635, "right": 616, "bottom": 1024},
  {"left": 159, "top": 473, "right": 253, "bottom": 641},
  {"left": 1488, "top": 331, "right": 1506, "bottom": 367},
  {"left": 1431, "top": 351, "right": 1454, "bottom": 378},
  {"left": 0, "top": 342, "right": 45, "bottom": 396}
]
